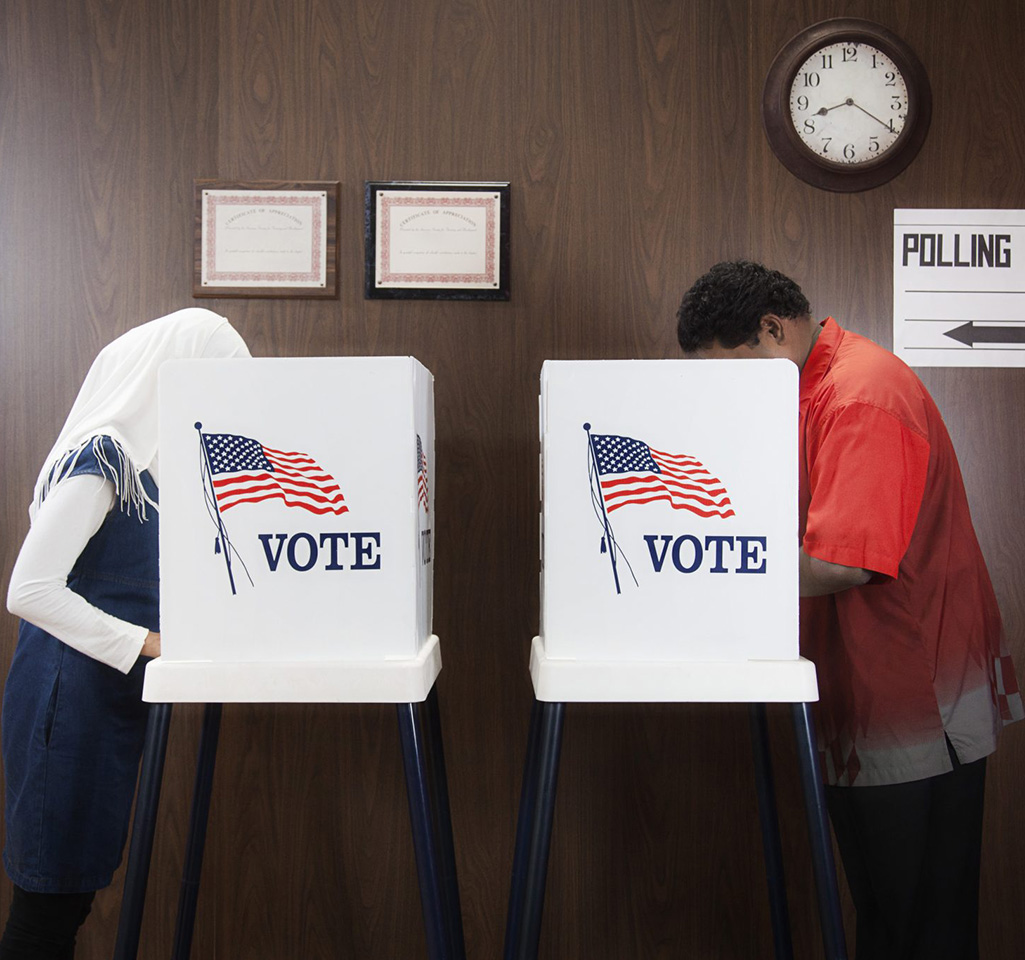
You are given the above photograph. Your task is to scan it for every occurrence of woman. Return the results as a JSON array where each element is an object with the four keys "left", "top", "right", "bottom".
[{"left": 1, "top": 308, "right": 249, "bottom": 958}]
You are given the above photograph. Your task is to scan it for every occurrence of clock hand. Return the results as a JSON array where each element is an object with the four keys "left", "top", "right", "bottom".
[
  {"left": 815, "top": 98, "right": 854, "bottom": 116},
  {"left": 850, "top": 101, "right": 892, "bottom": 129}
]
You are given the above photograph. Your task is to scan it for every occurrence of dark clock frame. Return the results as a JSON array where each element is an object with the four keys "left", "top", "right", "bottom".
[{"left": 762, "top": 18, "right": 932, "bottom": 192}]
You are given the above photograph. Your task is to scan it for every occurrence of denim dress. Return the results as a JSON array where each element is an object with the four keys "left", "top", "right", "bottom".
[{"left": 2, "top": 437, "right": 158, "bottom": 893}]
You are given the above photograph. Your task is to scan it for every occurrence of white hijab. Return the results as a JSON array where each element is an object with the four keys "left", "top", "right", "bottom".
[{"left": 31, "top": 307, "right": 250, "bottom": 520}]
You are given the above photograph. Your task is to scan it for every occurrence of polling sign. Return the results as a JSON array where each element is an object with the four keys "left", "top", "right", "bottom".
[{"left": 893, "top": 209, "right": 1025, "bottom": 368}]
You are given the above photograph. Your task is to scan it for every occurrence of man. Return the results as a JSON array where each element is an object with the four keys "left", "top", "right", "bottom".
[{"left": 676, "top": 260, "right": 1022, "bottom": 960}]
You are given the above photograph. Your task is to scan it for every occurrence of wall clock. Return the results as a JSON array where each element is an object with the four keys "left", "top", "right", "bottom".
[{"left": 762, "top": 19, "right": 931, "bottom": 192}]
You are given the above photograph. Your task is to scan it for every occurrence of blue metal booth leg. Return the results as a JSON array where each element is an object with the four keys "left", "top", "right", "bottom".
[
  {"left": 504, "top": 699, "right": 544, "bottom": 959},
  {"left": 421, "top": 686, "right": 466, "bottom": 960},
  {"left": 749, "top": 703, "right": 795, "bottom": 960},
  {"left": 398, "top": 697, "right": 458, "bottom": 960},
  {"left": 503, "top": 698, "right": 566, "bottom": 960},
  {"left": 113, "top": 701, "right": 174, "bottom": 960},
  {"left": 171, "top": 702, "right": 223, "bottom": 960},
  {"left": 791, "top": 702, "right": 849, "bottom": 960}
]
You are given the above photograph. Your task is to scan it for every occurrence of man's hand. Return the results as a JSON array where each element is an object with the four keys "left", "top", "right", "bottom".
[{"left": 800, "top": 549, "right": 871, "bottom": 597}]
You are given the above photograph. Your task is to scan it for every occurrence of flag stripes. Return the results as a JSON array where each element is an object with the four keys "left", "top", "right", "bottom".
[
  {"left": 590, "top": 433, "right": 734, "bottom": 519},
  {"left": 416, "top": 434, "right": 429, "bottom": 513},
  {"left": 201, "top": 432, "right": 348, "bottom": 516}
]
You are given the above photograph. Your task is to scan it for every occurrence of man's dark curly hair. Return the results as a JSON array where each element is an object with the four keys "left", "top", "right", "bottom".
[{"left": 676, "top": 260, "right": 811, "bottom": 353}]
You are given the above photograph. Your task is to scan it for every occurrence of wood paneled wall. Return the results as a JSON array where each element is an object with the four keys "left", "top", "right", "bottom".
[{"left": 1, "top": 0, "right": 1023, "bottom": 957}]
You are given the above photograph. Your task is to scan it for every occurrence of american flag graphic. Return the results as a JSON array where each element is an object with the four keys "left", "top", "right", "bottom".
[
  {"left": 200, "top": 432, "right": 349, "bottom": 516},
  {"left": 416, "top": 434, "right": 429, "bottom": 513},
  {"left": 589, "top": 433, "right": 735, "bottom": 519}
]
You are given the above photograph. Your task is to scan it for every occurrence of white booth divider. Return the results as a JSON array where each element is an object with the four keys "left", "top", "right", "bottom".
[
  {"left": 148, "top": 356, "right": 439, "bottom": 703},
  {"left": 534, "top": 358, "right": 816, "bottom": 702}
]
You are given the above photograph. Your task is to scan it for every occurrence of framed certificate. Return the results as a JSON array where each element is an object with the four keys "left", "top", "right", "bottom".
[
  {"left": 193, "top": 180, "right": 339, "bottom": 298},
  {"left": 364, "top": 181, "right": 510, "bottom": 300}
]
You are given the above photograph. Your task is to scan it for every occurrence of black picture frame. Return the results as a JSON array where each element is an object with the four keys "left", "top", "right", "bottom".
[{"left": 364, "top": 181, "right": 510, "bottom": 300}]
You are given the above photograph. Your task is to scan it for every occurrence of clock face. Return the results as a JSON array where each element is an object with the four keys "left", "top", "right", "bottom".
[{"left": 788, "top": 41, "right": 909, "bottom": 166}]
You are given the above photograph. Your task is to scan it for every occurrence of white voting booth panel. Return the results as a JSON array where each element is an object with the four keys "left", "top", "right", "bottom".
[
  {"left": 536, "top": 359, "right": 817, "bottom": 702},
  {"left": 145, "top": 356, "right": 439, "bottom": 703}
]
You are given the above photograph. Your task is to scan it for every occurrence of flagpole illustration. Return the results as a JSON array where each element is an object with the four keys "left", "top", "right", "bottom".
[
  {"left": 584, "top": 422, "right": 621, "bottom": 594},
  {"left": 196, "top": 422, "right": 237, "bottom": 595}
]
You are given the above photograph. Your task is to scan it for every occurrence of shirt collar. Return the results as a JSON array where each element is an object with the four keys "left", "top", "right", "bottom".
[{"left": 799, "top": 317, "right": 842, "bottom": 408}]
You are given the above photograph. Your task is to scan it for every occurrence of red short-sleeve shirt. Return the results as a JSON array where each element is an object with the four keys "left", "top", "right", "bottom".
[{"left": 800, "top": 318, "right": 1022, "bottom": 786}]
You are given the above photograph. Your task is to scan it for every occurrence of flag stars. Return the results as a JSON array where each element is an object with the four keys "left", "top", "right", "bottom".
[
  {"left": 203, "top": 433, "right": 274, "bottom": 474},
  {"left": 592, "top": 434, "right": 661, "bottom": 475}
]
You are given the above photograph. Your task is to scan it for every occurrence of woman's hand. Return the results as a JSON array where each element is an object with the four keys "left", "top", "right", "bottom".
[{"left": 140, "top": 631, "right": 161, "bottom": 658}]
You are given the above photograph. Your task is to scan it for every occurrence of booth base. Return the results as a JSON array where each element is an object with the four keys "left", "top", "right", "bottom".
[
  {"left": 529, "top": 636, "right": 819, "bottom": 703},
  {"left": 119, "top": 633, "right": 464, "bottom": 960},
  {"left": 505, "top": 638, "right": 847, "bottom": 960},
  {"left": 142, "top": 634, "right": 442, "bottom": 704}
]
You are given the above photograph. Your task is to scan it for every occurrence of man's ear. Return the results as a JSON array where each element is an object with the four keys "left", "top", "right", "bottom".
[{"left": 759, "top": 314, "right": 786, "bottom": 344}]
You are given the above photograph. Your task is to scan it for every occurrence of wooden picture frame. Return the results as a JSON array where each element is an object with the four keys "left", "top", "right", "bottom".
[{"left": 193, "top": 180, "right": 339, "bottom": 298}]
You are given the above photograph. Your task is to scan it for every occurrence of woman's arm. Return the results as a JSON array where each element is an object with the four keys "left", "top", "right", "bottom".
[{"left": 7, "top": 474, "right": 157, "bottom": 672}]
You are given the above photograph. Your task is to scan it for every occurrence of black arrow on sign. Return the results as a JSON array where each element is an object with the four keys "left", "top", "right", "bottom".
[{"left": 943, "top": 322, "right": 1025, "bottom": 347}]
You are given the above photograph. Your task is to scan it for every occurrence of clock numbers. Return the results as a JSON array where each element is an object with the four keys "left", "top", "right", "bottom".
[{"left": 788, "top": 40, "right": 909, "bottom": 165}]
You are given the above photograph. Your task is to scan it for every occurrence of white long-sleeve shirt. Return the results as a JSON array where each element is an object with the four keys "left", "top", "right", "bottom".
[{"left": 6, "top": 474, "right": 149, "bottom": 674}]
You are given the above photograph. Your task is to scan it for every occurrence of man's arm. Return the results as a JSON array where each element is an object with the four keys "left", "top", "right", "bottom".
[{"left": 799, "top": 548, "right": 871, "bottom": 597}]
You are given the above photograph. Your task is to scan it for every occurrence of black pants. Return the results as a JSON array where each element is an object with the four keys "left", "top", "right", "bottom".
[
  {"left": 826, "top": 747, "right": 987, "bottom": 960},
  {"left": 0, "top": 886, "right": 95, "bottom": 960}
]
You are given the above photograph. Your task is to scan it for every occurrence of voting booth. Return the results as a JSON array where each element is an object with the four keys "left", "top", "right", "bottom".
[
  {"left": 115, "top": 358, "right": 463, "bottom": 960},
  {"left": 534, "top": 358, "right": 815, "bottom": 701},
  {"left": 505, "top": 361, "right": 846, "bottom": 960},
  {"left": 147, "top": 355, "right": 438, "bottom": 701}
]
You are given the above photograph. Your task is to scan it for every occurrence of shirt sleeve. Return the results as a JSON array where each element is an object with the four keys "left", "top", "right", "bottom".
[
  {"left": 6, "top": 474, "right": 149, "bottom": 673},
  {"left": 803, "top": 401, "right": 930, "bottom": 580}
]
